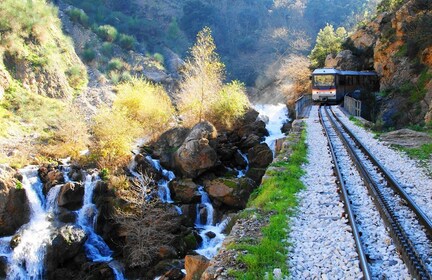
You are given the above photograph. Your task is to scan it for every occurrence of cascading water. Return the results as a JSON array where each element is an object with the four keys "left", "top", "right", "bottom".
[
  {"left": 236, "top": 151, "right": 249, "bottom": 178},
  {"left": 5, "top": 166, "right": 57, "bottom": 279},
  {"left": 194, "top": 186, "right": 228, "bottom": 259},
  {"left": 254, "top": 103, "right": 289, "bottom": 154},
  {"left": 0, "top": 166, "right": 125, "bottom": 279},
  {"left": 77, "top": 173, "right": 125, "bottom": 279}
]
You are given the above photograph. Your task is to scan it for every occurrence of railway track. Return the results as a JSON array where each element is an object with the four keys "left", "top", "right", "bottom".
[{"left": 319, "top": 105, "right": 432, "bottom": 280}]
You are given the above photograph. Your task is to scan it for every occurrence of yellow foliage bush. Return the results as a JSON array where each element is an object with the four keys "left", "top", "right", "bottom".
[
  {"left": 91, "top": 107, "right": 141, "bottom": 169},
  {"left": 209, "top": 81, "right": 250, "bottom": 129},
  {"left": 114, "top": 78, "right": 175, "bottom": 135}
]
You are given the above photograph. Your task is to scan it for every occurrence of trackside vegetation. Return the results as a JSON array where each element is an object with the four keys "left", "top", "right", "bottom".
[{"left": 230, "top": 128, "right": 307, "bottom": 279}]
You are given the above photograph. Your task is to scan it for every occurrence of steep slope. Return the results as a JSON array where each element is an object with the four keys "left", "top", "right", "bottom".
[{"left": 341, "top": 0, "right": 432, "bottom": 127}]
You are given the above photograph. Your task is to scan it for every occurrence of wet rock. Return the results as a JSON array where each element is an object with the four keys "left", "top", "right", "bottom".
[
  {"left": 82, "top": 262, "right": 115, "bottom": 280},
  {"left": 159, "top": 268, "right": 185, "bottom": 280},
  {"left": 0, "top": 256, "right": 7, "bottom": 278},
  {"left": 205, "top": 231, "right": 216, "bottom": 239},
  {"left": 233, "top": 150, "right": 248, "bottom": 169},
  {"left": 204, "top": 177, "right": 257, "bottom": 209},
  {"left": 183, "top": 232, "right": 199, "bottom": 251},
  {"left": 185, "top": 255, "right": 210, "bottom": 280},
  {"left": 151, "top": 127, "right": 190, "bottom": 170},
  {"left": 281, "top": 121, "right": 292, "bottom": 134},
  {"left": 246, "top": 168, "right": 267, "bottom": 185},
  {"left": 248, "top": 143, "right": 273, "bottom": 168},
  {"left": 10, "top": 233, "right": 21, "bottom": 249},
  {"left": 58, "top": 207, "right": 77, "bottom": 223},
  {"left": 180, "top": 204, "right": 198, "bottom": 226},
  {"left": 45, "top": 225, "right": 87, "bottom": 276},
  {"left": 57, "top": 182, "right": 84, "bottom": 211},
  {"left": 169, "top": 179, "right": 201, "bottom": 204},
  {"left": 39, "top": 166, "right": 65, "bottom": 195},
  {"left": 133, "top": 154, "right": 162, "bottom": 181},
  {"left": 0, "top": 187, "right": 30, "bottom": 236},
  {"left": 67, "top": 165, "right": 84, "bottom": 182},
  {"left": 174, "top": 122, "right": 218, "bottom": 178}
]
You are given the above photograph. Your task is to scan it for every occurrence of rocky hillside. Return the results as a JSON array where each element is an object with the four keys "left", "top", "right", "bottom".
[{"left": 327, "top": 0, "right": 432, "bottom": 127}]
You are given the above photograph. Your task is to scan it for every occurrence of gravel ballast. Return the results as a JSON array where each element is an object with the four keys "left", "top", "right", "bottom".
[{"left": 287, "top": 106, "right": 362, "bottom": 279}]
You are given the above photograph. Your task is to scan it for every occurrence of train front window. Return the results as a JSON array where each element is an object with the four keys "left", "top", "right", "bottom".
[{"left": 313, "top": 75, "right": 335, "bottom": 87}]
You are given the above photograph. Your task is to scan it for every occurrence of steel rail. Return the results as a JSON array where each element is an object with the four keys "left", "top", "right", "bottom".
[
  {"left": 329, "top": 107, "right": 432, "bottom": 238},
  {"left": 323, "top": 106, "right": 431, "bottom": 280},
  {"left": 318, "top": 106, "right": 372, "bottom": 280}
]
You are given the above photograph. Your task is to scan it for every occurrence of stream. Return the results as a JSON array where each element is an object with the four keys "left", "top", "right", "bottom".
[{"left": 0, "top": 103, "right": 288, "bottom": 279}]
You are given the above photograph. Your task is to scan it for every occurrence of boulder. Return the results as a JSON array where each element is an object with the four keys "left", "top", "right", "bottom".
[
  {"left": 246, "top": 168, "right": 267, "bottom": 185},
  {"left": 248, "top": 143, "right": 273, "bottom": 168},
  {"left": 174, "top": 122, "right": 219, "bottom": 178},
  {"left": 205, "top": 231, "right": 216, "bottom": 239},
  {"left": 38, "top": 166, "right": 65, "bottom": 195},
  {"left": 180, "top": 204, "right": 198, "bottom": 226},
  {"left": 380, "top": 129, "right": 432, "bottom": 148},
  {"left": 239, "top": 134, "right": 261, "bottom": 151},
  {"left": 159, "top": 268, "right": 184, "bottom": 280},
  {"left": 204, "top": 178, "right": 257, "bottom": 209},
  {"left": 57, "top": 207, "right": 77, "bottom": 223},
  {"left": 67, "top": 165, "right": 84, "bottom": 182},
  {"left": 45, "top": 225, "right": 87, "bottom": 275},
  {"left": 57, "top": 182, "right": 84, "bottom": 211},
  {"left": 184, "top": 255, "right": 210, "bottom": 280},
  {"left": 0, "top": 187, "right": 30, "bottom": 236},
  {"left": 169, "top": 179, "right": 201, "bottom": 204}
]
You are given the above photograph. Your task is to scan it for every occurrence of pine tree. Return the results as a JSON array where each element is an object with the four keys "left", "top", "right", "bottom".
[{"left": 309, "top": 24, "right": 347, "bottom": 68}]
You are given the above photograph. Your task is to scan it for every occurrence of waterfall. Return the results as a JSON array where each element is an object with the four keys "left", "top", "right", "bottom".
[
  {"left": 77, "top": 174, "right": 125, "bottom": 279},
  {"left": 194, "top": 186, "right": 228, "bottom": 259},
  {"left": 0, "top": 166, "right": 125, "bottom": 280},
  {"left": 6, "top": 166, "right": 56, "bottom": 279},
  {"left": 254, "top": 103, "right": 289, "bottom": 154},
  {"left": 236, "top": 151, "right": 249, "bottom": 178}
]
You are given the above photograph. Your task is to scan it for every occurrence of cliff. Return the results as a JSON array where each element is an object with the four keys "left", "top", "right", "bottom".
[{"left": 327, "top": 0, "right": 432, "bottom": 127}]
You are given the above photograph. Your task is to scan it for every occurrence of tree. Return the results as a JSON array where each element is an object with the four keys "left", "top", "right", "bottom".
[
  {"left": 309, "top": 24, "right": 347, "bottom": 68},
  {"left": 178, "top": 26, "right": 225, "bottom": 126}
]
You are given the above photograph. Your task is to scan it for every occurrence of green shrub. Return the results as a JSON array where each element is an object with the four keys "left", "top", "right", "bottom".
[
  {"left": 97, "top": 24, "right": 118, "bottom": 42},
  {"left": 107, "top": 58, "right": 124, "bottom": 71},
  {"left": 15, "top": 181, "right": 23, "bottom": 190},
  {"left": 118, "top": 33, "right": 136, "bottom": 50},
  {"left": 153, "top": 53, "right": 165, "bottom": 64},
  {"left": 101, "top": 42, "right": 114, "bottom": 57},
  {"left": 114, "top": 78, "right": 175, "bottom": 135},
  {"left": 65, "top": 66, "right": 87, "bottom": 92},
  {"left": 209, "top": 81, "right": 250, "bottom": 129},
  {"left": 82, "top": 48, "right": 96, "bottom": 62},
  {"left": 67, "top": 8, "right": 89, "bottom": 26}
]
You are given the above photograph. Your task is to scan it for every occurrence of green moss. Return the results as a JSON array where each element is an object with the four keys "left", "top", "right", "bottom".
[
  {"left": 222, "top": 179, "right": 238, "bottom": 189},
  {"left": 230, "top": 129, "right": 307, "bottom": 279}
]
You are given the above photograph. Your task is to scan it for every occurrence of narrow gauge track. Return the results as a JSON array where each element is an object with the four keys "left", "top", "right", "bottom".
[{"left": 319, "top": 105, "right": 432, "bottom": 280}]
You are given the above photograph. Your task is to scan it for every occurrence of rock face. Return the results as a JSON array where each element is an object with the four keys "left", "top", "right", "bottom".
[
  {"left": 57, "top": 182, "right": 85, "bottom": 211},
  {"left": 0, "top": 166, "right": 30, "bottom": 236},
  {"left": 169, "top": 179, "right": 201, "bottom": 204},
  {"left": 335, "top": 0, "right": 432, "bottom": 126},
  {"left": 325, "top": 50, "right": 362, "bottom": 70},
  {"left": 174, "top": 122, "right": 219, "bottom": 178},
  {"left": 204, "top": 178, "right": 257, "bottom": 209},
  {"left": 184, "top": 255, "right": 210, "bottom": 280},
  {"left": 248, "top": 143, "right": 273, "bottom": 169}
]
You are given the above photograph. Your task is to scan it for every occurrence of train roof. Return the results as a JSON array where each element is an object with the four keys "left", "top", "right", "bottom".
[{"left": 312, "top": 68, "right": 377, "bottom": 76}]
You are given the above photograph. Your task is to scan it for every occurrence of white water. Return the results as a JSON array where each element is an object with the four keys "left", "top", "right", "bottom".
[
  {"left": 236, "top": 151, "right": 249, "bottom": 178},
  {"left": 5, "top": 166, "right": 59, "bottom": 279},
  {"left": 0, "top": 166, "right": 125, "bottom": 279},
  {"left": 145, "top": 156, "right": 175, "bottom": 203},
  {"left": 194, "top": 186, "right": 228, "bottom": 259},
  {"left": 254, "top": 103, "right": 289, "bottom": 154},
  {"left": 77, "top": 174, "right": 125, "bottom": 279}
]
